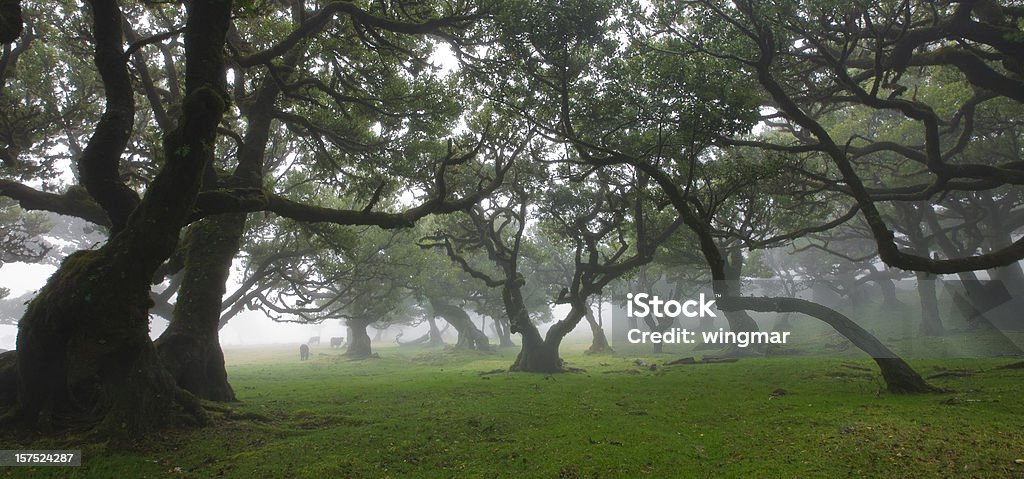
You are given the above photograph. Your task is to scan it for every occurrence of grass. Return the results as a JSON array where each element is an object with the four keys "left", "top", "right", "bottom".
[{"left": 2, "top": 342, "right": 1023, "bottom": 478}]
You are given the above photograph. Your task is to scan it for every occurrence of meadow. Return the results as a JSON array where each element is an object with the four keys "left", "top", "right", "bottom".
[{"left": 2, "top": 340, "right": 1023, "bottom": 478}]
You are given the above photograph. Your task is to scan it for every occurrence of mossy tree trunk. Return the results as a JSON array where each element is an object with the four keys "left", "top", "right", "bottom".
[
  {"left": 1, "top": 0, "right": 232, "bottom": 440},
  {"left": 508, "top": 287, "right": 595, "bottom": 372},
  {"left": 511, "top": 331, "right": 562, "bottom": 373},
  {"left": 155, "top": 213, "right": 245, "bottom": 402},
  {"left": 0, "top": 350, "right": 17, "bottom": 408},
  {"left": 153, "top": 31, "right": 302, "bottom": 400}
]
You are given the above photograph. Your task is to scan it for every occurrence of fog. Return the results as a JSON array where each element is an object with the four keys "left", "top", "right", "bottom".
[{"left": 0, "top": 261, "right": 592, "bottom": 351}]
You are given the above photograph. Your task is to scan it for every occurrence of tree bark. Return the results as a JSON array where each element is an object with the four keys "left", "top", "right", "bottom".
[
  {"left": 0, "top": 0, "right": 24, "bottom": 44},
  {"left": 0, "top": 350, "right": 16, "bottom": 408},
  {"left": 1, "top": 0, "right": 232, "bottom": 440},
  {"left": 155, "top": 213, "right": 245, "bottom": 402},
  {"left": 76, "top": 0, "right": 140, "bottom": 233},
  {"left": 719, "top": 249, "right": 760, "bottom": 333}
]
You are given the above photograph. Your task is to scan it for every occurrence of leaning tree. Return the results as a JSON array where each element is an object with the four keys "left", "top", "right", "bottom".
[{"left": 473, "top": 0, "right": 937, "bottom": 391}]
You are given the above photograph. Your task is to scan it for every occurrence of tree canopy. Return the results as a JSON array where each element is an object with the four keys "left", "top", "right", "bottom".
[{"left": 2, "top": 0, "right": 1023, "bottom": 439}]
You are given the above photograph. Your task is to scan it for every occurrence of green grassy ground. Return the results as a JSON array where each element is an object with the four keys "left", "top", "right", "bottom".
[{"left": 2, "top": 344, "right": 1023, "bottom": 478}]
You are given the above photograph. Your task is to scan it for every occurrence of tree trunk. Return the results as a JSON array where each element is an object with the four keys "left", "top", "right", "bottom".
[
  {"left": 7, "top": 250, "right": 207, "bottom": 439},
  {"left": 490, "top": 316, "right": 515, "bottom": 347},
  {"left": 155, "top": 213, "right": 245, "bottom": 402},
  {"left": 719, "top": 250, "right": 760, "bottom": 333},
  {"left": 505, "top": 282, "right": 564, "bottom": 372},
  {"left": 584, "top": 306, "right": 613, "bottom": 354},
  {"left": 916, "top": 272, "right": 945, "bottom": 336},
  {"left": 0, "top": 350, "right": 17, "bottom": 408},
  {"left": 344, "top": 319, "right": 373, "bottom": 359},
  {"left": 510, "top": 333, "right": 562, "bottom": 372},
  {"left": 981, "top": 194, "right": 1024, "bottom": 298},
  {"left": 693, "top": 316, "right": 719, "bottom": 350},
  {"left": 925, "top": 204, "right": 1014, "bottom": 316},
  {"left": 718, "top": 296, "right": 937, "bottom": 393},
  {"left": 430, "top": 299, "right": 490, "bottom": 351},
  {"left": 642, "top": 316, "right": 673, "bottom": 354},
  {"left": 1, "top": 0, "right": 231, "bottom": 440},
  {"left": 0, "top": 0, "right": 24, "bottom": 44},
  {"left": 426, "top": 316, "right": 444, "bottom": 346},
  {"left": 876, "top": 276, "right": 904, "bottom": 309}
]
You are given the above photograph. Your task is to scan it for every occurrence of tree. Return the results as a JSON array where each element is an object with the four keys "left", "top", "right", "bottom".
[
  {"left": 677, "top": 0, "right": 1024, "bottom": 274},
  {"left": 1, "top": 0, "right": 234, "bottom": 439},
  {"left": 247, "top": 224, "right": 427, "bottom": 359},
  {"left": 424, "top": 162, "right": 682, "bottom": 371},
  {"left": 471, "top": 0, "right": 937, "bottom": 390},
  {"left": 0, "top": 0, "right": 499, "bottom": 438},
  {"left": 145, "top": 0, "right": 505, "bottom": 398}
]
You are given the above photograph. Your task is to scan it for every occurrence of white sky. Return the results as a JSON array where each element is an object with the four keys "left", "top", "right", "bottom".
[{"left": 0, "top": 260, "right": 349, "bottom": 350}]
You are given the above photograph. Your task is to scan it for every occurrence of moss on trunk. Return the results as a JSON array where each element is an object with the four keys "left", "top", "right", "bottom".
[
  {"left": 5, "top": 250, "right": 207, "bottom": 440},
  {"left": 156, "top": 214, "right": 246, "bottom": 402}
]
